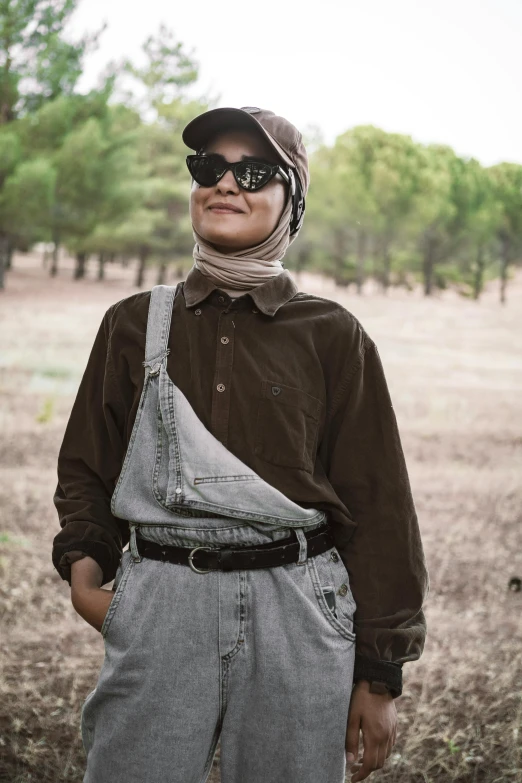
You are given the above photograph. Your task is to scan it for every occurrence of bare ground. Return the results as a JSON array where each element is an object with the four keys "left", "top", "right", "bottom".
[{"left": 1, "top": 253, "right": 521, "bottom": 783}]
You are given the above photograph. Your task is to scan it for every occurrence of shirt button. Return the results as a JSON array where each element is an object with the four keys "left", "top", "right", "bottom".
[
  {"left": 218, "top": 295, "right": 225, "bottom": 303},
  {"left": 338, "top": 584, "right": 348, "bottom": 596},
  {"left": 220, "top": 336, "right": 230, "bottom": 344},
  {"left": 194, "top": 308, "right": 202, "bottom": 316},
  {"left": 217, "top": 383, "right": 226, "bottom": 392},
  {"left": 330, "top": 551, "right": 340, "bottom": 563}
]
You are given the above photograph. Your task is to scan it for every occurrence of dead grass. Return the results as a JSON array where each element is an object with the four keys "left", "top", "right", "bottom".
[{"left": 1, "top": 252, "right": 521, "bottom": 782}]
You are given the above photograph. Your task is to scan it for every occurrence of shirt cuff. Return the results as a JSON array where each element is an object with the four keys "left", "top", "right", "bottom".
[
  {"left": 353, "top": 652, "right": 403, "bottom": 698},
  {"left": 59, "top": 550, "right": 89, "bottom": 566},
  {"left": 53, "top": 541, "right": 117, "bottom": 586}
]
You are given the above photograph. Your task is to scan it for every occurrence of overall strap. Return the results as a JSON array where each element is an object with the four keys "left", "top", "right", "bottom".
[{"left": 142, "top": 283, "right": 182, "bottom": 374}]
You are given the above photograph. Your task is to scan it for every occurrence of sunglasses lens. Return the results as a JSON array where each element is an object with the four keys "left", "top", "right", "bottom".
[
  {"left": 236, "top": 161, "right": 273, "bottom": 190},
  {"left": 188, "top": 155, "right": 224, "bottom": 186},
  {"left": 188, "top": 155, "right": 278, "bottom": 191}
]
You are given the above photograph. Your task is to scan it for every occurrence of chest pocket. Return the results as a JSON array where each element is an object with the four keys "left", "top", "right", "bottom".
[{"left": 254, "top": 379, "right": 323, "bottom": 473}]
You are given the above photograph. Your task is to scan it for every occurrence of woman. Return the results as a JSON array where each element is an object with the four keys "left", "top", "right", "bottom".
[{"left": 52, "top": 106, "right": 429, "bottom": 783}]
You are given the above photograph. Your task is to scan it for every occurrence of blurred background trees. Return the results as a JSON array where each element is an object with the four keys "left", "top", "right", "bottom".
[{"left": 0, "top": 6, "right": 521, "bottom": 301}]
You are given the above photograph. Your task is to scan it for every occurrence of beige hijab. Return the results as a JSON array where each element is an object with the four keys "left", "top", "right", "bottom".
[{"left": 192, "top": 195, "right": 297, "bottom": 297}]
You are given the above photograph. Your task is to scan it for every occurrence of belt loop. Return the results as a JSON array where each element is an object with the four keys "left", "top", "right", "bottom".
[
  {"left": 129, "top": 524, "right": 142, "bottom": 563},
  {"left": 295, "top": 528, "right": 308, "bottom": 565}
]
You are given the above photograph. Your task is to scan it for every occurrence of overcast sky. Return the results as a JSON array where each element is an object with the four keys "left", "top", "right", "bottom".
[{"left": 66, "top": 0, "right": 522, "bottom": 167}]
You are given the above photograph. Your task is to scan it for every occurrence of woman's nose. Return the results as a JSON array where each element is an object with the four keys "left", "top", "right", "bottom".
[{"left": 216, "top": 169, "right": 239, "bottom": 195}]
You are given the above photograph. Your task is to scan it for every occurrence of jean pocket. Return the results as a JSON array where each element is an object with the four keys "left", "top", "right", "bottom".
[
  {"left": 100, "top": 550, "right": 134, "bottom": 639},
  {"left": 326, "top": 548, "right": 357, "bottom": 623},
  {"left": 80, "top": 687, "right": 97, "bottom": 754},
  {"left": 308, "top": 549, "right": 356, "bottom": 642}
]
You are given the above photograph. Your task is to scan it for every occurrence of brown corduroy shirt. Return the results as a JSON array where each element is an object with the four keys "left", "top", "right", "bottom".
[{"left": 52, "top": 264, "right": 429, "bottom": 697}]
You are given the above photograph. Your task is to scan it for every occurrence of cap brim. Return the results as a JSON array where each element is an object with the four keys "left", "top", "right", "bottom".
[{"left": 182, "top": 107, "right": 294, "bottom": 170}]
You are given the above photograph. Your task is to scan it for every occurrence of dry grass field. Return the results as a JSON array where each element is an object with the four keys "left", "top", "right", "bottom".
[{"left": 1, "top": 253, "right": 521, "bottom": 783}]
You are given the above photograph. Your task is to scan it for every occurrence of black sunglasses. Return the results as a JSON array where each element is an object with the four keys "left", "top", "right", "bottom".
[{"left": 186, "top": 153, "right": 291, "bottom": 192}]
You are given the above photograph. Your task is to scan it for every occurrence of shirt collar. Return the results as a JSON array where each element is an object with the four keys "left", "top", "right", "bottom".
[{"left": 182, "top": 264, "right": 298, "bottom": 317}]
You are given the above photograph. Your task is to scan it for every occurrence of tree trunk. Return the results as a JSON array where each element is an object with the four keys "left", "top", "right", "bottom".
[
  {"left": 355, "top": 231, "right": 366, "bottom": 295},
  {"left": 50, "top": 240, "right": 60, "bottom": 277},
  {"left": 499, "top": 235, "right": 509, "bottom": 305},
  {"left": 422, "top": 236, "right": 435, "bottom": 296},
  {"left": 332, "top": 231, "right": 348, "bottom": 287},
  {"left": 135, "top": 248, "right": 148, "bottom": 287},
  {"left": 74, "top": 252, "right": 87, "bottom": 280},
  {"left": 43, "top": 246, "right": 49, "bottom": 268},
  {"left": 472, "top": 245, "right": 485, "bottom": 300},
  {"left": 157, "top": 262, "right": 167, "bottom": 285},
  {"left": 380, "top": 242, "right": 392, "bottom": 294},
  {"left": 5, "top": 239, "right": 13, "bottom": 269},
  {"left": 0, "top": 235, "right": 8, "bottom": 290},
  {"left": 97, "top": 252, "right": 106, "bottom": 281}
]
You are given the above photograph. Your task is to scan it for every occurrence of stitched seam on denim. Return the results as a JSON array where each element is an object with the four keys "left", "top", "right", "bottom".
[
  {"left": 153, "top": 494, "right": 326, "bottom": 526},
  {"left": 165, "top": 377, "right": 183, "bottom": 497},
  {"left": 221, "top": 571, "right": 246, "bottom": 661},
  {"left": 200, "top": 721, "right": 221, "bottom": 781},
  {"left": 193, "top": 475, "right": 262, "bottom": 484},
  {"left": 159, "top": 286, "right": 174, "bottom": 357},
  {"left": 151, "top": 401, "right": 166, "bottom": 506},
  {"left": 136, "top": 521, "right": 265, "bottom": 532},
  {"left": 162, "top": 498, "right": 326, "bottom": 526},
  {"left": 110, "top": 375, "right": 151, "bottom": 515},
  {"left": 101, "top": 556, "right": 134, "bottom": 638},
  {"left": 159, "top": 283, "right": 180, "bottom": 357},
  {"left": 220, "top": 660, "right": 230, "bottom": 724}
]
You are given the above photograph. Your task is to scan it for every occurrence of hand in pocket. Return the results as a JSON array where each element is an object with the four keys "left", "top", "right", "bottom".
[
  {"left": 73, "top": 586, "right": 116, "bottom": 633},
  {"left": 70, "top": 556, "right": 117, "bottom": 633}
]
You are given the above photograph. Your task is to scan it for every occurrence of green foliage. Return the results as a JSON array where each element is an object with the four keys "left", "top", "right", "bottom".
[
  {"left": 0, "top": 531, "right": 30, "bottom": 546},
  {"left": 299, "top": 128, "right": 521, "bottom": 301},
  {"left": 445, "top": 737, "right": 461, "bottom": 755},
  {"left": 0, "top": 0, "right": 101, "bottom": 121},
  {"left": 122, "top": 24, "right": 200, "bottom": 115},
  {"left": 92, "top": 27, "right": 211, "bottom": 280},
  {"left": 0, "top": 156, "right": 56, "bottom": 242},
  {"left": 0, "top": 131, "right": 21, "bottom": 179},
  {"left": 0, "top": 7, "right": 520, "bottom": 300},
  {"left": 36, "top": 396, "right": 55, "bottom": 423}
]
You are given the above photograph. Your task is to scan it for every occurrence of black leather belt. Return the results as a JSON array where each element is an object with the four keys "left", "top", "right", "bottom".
[{"left": 135, "top": 522, "right": 334, "bottom": 573}]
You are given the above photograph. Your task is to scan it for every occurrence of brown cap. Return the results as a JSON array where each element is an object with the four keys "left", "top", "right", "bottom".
[{"left": 182, "top": 106, "right": 309, "bottom": 196}]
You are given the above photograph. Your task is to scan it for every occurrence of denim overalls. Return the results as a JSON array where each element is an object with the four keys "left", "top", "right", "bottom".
[{"left": 81, "top": 284, "right": 357, "bottom": 783}]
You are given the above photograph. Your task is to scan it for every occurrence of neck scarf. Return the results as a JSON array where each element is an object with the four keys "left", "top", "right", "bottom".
[{"left": 192, "top": 195, "right": 297, "bottom": 297}]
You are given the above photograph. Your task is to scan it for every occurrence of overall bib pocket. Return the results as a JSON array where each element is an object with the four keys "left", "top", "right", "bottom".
[
  {"left": 308, "top": 548, "right": 356, "bottom": 642},
  {"left": 254, "top": 380, "right": 322, "bottom": 473},
  {"left": 100, "top": 550, "right": 134, "bottom": 639}
]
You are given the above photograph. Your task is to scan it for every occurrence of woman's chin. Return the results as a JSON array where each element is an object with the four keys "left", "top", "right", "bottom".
[{"left": 201, "top": 231, "right": 249, "bottom": 254}]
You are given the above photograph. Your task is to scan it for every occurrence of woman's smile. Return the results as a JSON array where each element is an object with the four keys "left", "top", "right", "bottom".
[{"left": 207, "top": 201, "right": 245, "bottom": 214}]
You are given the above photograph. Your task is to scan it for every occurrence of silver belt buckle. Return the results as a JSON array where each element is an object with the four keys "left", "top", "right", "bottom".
[{"left": 188, "top": 546, "right": 215, "bottom": 574}]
